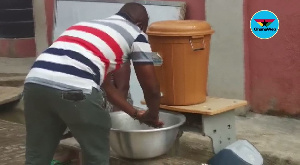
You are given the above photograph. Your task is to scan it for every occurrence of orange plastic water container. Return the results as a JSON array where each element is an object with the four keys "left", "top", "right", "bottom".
[{"left": 147, "top": 20, "right": 214, "bottom": 106}]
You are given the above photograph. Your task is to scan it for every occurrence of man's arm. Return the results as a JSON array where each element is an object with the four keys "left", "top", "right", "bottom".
[
  {"left": 111, "top": 62, "right": 131, "bottom": 111},
  {"left": 134, "top": 64, "right": 160, "bottom": 117},
  {"left": 101, "top": 73, "right": 137, "bottom": 117},
  {"left": 123, "top": 32, "right": 163, "bottom": 127},
  {"left": 113, "top": 62, "right": 131, "bottom": 98}
]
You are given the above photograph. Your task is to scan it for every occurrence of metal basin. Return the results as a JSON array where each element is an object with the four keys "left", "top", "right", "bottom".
[{"left": 110, "top": 110, "right": 186, "bottom": 159}]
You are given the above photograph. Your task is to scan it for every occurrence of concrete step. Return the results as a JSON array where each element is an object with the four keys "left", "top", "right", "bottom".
[
  {"left": 0, "top": 86, "right": 23, "bottom": 106},
  {"left": 0, "top": 75, "right": 26, "bottom": 87},
  {"left": 0, "top": 57, "right": 35, "bottom": 74}
]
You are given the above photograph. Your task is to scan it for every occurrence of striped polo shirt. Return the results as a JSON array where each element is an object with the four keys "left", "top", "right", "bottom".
[{"left": 25, "top": 13, "right": 155, "bottom": 93}]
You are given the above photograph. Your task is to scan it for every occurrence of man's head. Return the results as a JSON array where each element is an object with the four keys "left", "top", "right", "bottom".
[{"left": 118, "top": 3, "right": 149, "bottom": 32}]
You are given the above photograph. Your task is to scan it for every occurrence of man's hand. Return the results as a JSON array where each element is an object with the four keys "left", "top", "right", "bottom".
[{"left": 136, "top": 110, "right": 164, "bottom": 128}]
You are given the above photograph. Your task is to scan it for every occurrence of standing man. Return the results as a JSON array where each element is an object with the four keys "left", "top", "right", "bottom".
[{"left": 23, "top": 2, "right": 163, "bottom": 165}]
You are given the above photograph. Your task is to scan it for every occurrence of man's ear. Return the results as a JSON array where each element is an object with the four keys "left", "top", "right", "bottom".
[{"left": 136, "top": 22, "right": 144, "bottom": 32}]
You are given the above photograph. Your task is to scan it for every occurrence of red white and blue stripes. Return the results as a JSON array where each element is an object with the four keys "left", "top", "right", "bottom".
[{"left": 25, "top": 14, "right": 154, "bottom": 93}]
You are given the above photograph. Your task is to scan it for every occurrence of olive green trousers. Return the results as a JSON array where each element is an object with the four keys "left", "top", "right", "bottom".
[{"left": 23, "top": 83, "right": 111, "bottom": 165}]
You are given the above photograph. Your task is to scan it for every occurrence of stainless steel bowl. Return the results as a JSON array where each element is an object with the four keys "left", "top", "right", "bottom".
[{"left": 109, "top": 110, "right": 186, "bottom": 159}]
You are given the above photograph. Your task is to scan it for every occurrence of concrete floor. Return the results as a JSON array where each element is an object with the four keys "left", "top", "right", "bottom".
[
  {"left": 0, "top": 120, "right": 26, "bottom": 165},
  {"left": 1, "top": 99, "right": 299, "bottom": 165},
  {"left": 58, "top": 112, "right": 300, "bottom": 165}
]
